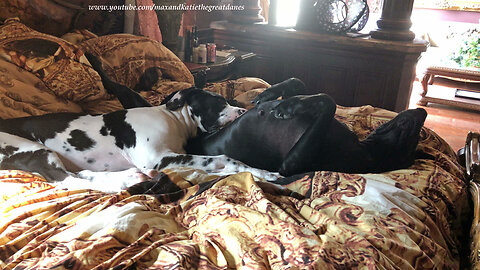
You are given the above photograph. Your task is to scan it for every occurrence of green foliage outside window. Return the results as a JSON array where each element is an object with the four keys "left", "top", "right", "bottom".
[{"left": 451, "top": 32, "right": 480, "bottom": 68}]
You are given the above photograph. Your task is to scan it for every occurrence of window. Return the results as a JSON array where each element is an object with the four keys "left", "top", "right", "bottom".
[
  {"left": 269, "top": 0, "right": 382, "bottom": 30},
  {"left": 272, "top": 0, "right": 301, "bottom": 27}
]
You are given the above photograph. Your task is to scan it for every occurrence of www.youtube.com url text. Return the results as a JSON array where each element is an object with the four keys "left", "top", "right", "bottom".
[{"left": 89, "top": 4, "right": 245, "bottom": 13}]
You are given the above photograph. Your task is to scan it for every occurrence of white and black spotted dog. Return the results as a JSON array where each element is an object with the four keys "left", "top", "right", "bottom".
[{"left": 0, "top": 88, "right": 279, "bottom": 193}]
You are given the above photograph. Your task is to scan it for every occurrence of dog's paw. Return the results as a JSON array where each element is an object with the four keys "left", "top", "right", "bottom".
[
  {"left": 202, "top": 156, "right": 280, "bottom": 181},
  {"left": 75, "top": 168, "right": 157, "bottom": 193},
  {"left": 270, "top": 98, "right": 301, "bottom": 119},
  {"left": 252, "top": 90, "right": 279, "bottom": 105},
  {"left": 255, "top": 170, "right": 280, "bottom": 181},
  {"left": 241, "top": 167, "right": 280, "bottom": 181}
]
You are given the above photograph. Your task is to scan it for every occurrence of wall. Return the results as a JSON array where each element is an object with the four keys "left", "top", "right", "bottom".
[{"left": 412, "top": 8, "right": 480, "bottom": 24}]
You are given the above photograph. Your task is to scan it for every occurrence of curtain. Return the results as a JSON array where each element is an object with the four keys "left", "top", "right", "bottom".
[
  {"left": 130, "top": 0, "right": 163, "bottom": 42},
  {"left": 259, "top": 0, "right": 269, "bottom": 22}
]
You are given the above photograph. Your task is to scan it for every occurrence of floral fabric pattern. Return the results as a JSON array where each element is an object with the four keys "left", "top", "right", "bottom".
[
  {"left": 0, "top": 106, "right": 469, "bottom": 269},
  {"left": 0, "top": 18, "right": 470, "bottom": 270}
]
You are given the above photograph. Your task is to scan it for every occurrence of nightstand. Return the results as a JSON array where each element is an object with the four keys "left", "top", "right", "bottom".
[{"left": 184, "top": 50, "right": 256, "bottom": 88}]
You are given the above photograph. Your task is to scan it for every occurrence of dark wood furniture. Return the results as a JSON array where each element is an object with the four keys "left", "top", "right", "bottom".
[
  {"left": 210, "top": 21, "right": 427, "bottom": 112},
  {"left": 205, "top": 51, "right": 256, "bottom": 82},
  {"left": 370, "top": 0, "right": 416, "bottom": 41},
  {"left": 183, "top": 62, "right": 210, "bottom": 88},
  {"left": 184, "top": 50, "right": 256, "bottom": 87},
  {"left": 419, "top": 66, "right": 480, "bottom": 111}
]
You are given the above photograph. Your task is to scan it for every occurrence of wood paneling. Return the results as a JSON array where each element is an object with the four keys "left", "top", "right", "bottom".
[{"left": 211, "top": 21, "right": 427, "bottom": 112}]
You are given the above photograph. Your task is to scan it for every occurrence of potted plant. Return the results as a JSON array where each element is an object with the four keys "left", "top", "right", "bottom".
[{"left": 451, "top": 31, "right": 480, "bottom": 68}]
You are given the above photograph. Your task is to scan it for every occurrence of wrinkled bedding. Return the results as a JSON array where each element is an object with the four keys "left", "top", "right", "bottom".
[
  {"left": 0, "top": 18, "right": 268, "bottom": 118},
  {"left": 0, "top": 18, "right": 470, "bottom": 269},
  {"left": 0, "top": 106, "right": 470, "bottom": 269}
]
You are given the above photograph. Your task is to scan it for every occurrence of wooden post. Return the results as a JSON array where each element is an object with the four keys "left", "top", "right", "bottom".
[
  {"left": 370, "top": 0, "right": 416, "bottom": 41},
  {"left": 228, "top": 0, "right": 264, "bottom": 24}
]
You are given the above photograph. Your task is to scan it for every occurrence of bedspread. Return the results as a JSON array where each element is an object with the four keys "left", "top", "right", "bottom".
[
  {"left": 0, "top": 17, "right": 194, "bottom": 118},
  {"left": 0, "top": 18, "right": 271, "bottom": 119},
  {"left": 0, "top": 17, "right": 470, "bottom": 270},
  {"left": 0, "top": 106, "right": 469, "bottom": 269}
]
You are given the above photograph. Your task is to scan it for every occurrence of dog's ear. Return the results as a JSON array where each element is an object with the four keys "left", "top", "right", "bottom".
[
  {"left": 226, "top": 99, "right": 243, "bottom": 108},
  {"left": 162, "top": 88, "right": 197, "bottom": 111},
  {"left": 164, "top": 91, "right": 184, "bottom": 111},
  {"left": 161, "top": 91, "right": 179, "bottom": 105}
]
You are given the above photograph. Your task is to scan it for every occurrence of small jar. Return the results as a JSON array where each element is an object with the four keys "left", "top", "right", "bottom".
[
  {"left": 198, "top": 44, "right": 207, "bottom": 64},
  {"left": 192, "top": 47, "right": 199, "bottom": 63}
]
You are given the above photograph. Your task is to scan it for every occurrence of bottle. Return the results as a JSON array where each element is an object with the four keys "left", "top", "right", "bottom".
[
  {"left": 192, "top": 46, "right": 199, "bottom": 63},
  {"left": 192, "top": 26, "right": 199, "bottom": 48},
  {"left": 191, "top": 26, "right": 199, "bottom": 63},
  {"left": 198, "top": 44, "right": 207, "bottom": 64},
  {"left": 177, "top": 35, "right": 185, "bottom": 61},
  {"left": 184, "top": 30, "right": 191, "bottom": 62}
]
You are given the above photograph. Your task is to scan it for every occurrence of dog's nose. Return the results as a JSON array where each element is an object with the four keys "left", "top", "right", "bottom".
[{"left": 237, "top": 108, "right": 247, "bottom": 115}]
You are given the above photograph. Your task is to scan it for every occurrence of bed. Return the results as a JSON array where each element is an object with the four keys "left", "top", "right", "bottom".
[{"left": 0, "top": 18, "right": 473, "bottom": 269}]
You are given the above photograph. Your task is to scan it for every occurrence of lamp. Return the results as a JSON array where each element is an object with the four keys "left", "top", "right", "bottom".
[{"left": 228, "top": 0, "right": 264, "bottom": 24}]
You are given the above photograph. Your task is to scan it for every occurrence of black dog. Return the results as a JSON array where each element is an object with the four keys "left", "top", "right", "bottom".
[
  {"left": 87, "top": 54, "right": 427, "bottom": 177},
  {"left": 186, "top": 78, "right": 427, "bottom": 176}
]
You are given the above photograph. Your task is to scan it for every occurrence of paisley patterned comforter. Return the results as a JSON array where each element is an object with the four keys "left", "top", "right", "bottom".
[
  {"left": 0, "top": 17, "right": 470, "bottom": 269},
  {"left": 0, "top": 106, "right": 469, "bottom": 269}
]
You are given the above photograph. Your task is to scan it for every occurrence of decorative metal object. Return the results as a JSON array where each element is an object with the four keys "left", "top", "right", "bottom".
[
  {"left": 466, "top": 132, "right": 480, "bottom": 181},
  {"left": 296, "top": 0, "right": 369, "bottom": 34}
]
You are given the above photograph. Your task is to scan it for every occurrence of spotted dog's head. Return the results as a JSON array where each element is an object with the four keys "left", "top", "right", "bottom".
[{"left": 161, "top": 88, "right": 246, "bottom": 133}]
